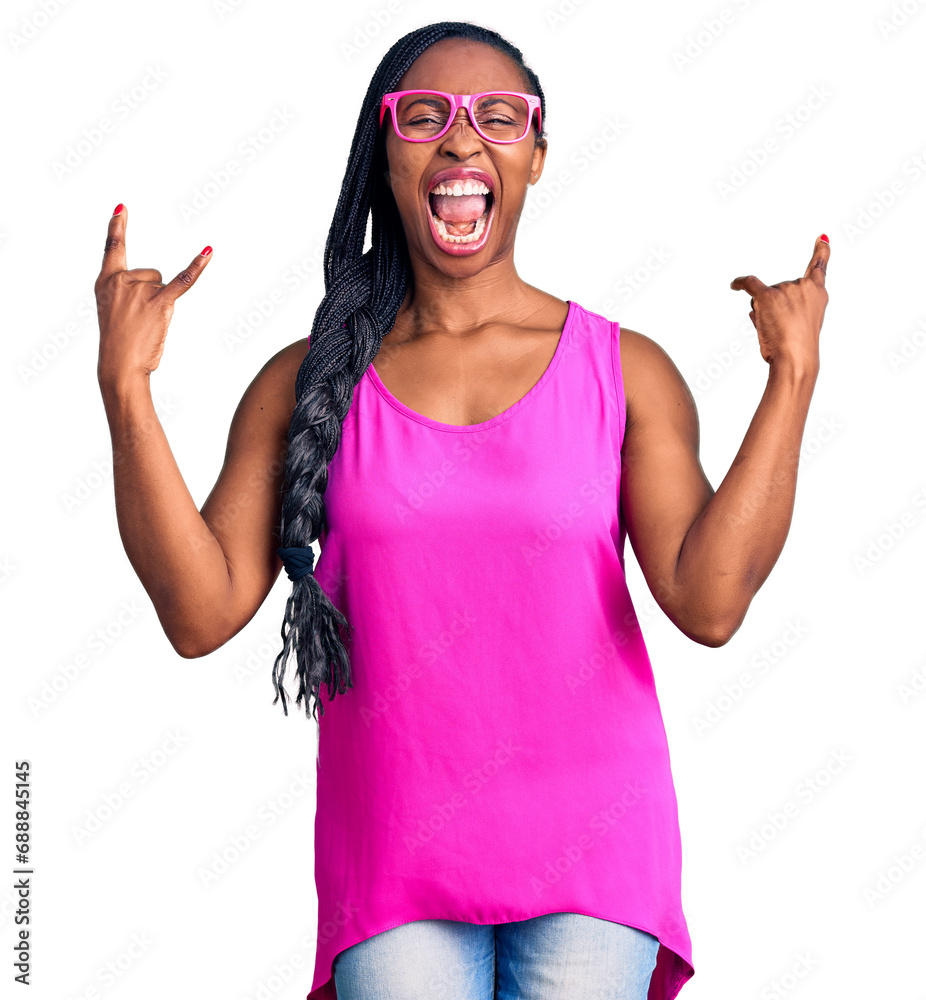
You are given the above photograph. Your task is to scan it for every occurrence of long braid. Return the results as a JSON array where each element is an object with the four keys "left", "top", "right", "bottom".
[{"left": 272, "top": 20, "right": 548, "bottom": 723}]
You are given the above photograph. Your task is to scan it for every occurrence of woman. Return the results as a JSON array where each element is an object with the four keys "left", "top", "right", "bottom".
[{"left": 94, "top": 20, "right": 828, "bottom": 1000}]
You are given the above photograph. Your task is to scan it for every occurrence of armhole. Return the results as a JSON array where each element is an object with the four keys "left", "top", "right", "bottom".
[{"left": 610, "top": 320, "right": 626, "bottom": 452}]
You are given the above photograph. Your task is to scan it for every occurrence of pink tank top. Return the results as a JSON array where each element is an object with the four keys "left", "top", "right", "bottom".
[{"left": 306, "top": 300, "right": 694, "bottom": 1000}]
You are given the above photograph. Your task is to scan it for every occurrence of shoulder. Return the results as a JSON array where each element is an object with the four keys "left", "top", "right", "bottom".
[
  {"left": 616, "top": 326, "right": 697, "bottom": 433},
  {"left": 240, "top": 337, "right": 308, "bottom": 434}
]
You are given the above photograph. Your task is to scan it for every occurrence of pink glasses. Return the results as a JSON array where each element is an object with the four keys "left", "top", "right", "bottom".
[{"left": 379, "top": 90, "right": 542, "bottom": 144}]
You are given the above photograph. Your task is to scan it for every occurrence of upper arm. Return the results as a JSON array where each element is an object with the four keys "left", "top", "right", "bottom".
[
  {"left": 197, "top": 338, "right": 306, "bottom": 648},
  {"left": 618, "top": 328, "right": 715, "bottom": 632}
]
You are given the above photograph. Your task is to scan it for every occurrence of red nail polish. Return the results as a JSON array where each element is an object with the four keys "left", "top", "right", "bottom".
[
  {"left": 200, "top": 246, "right": 212, "bottom": 256},
  {"left": 819, "top": 234, "right": 829, "bottom": 244},
  {"left": 113, "top": 203, "right": 123, "bottom": 216}
]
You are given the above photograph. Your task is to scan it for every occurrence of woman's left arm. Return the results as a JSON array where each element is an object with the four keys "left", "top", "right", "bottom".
[{"left": 620, "top": 236, "right": 830, "bottom": 646}]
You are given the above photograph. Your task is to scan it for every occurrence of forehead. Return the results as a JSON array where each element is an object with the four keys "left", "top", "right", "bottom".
[{"left": 396, "top": 38, "right": 525, "bottom": 93}]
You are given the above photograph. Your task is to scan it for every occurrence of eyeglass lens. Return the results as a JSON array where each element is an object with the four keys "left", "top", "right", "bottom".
[{"left": 393, "top": 93, "right": 530, "bottom": 141}]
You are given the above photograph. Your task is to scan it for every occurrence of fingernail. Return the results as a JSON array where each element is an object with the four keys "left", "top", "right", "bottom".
[
  {"left": 113, "top": 203, "right": 123, "bottom": 216},
  {"left": 819, "top": 233, "right": 829, "bottom": 244},
  {"left": 200, "top": 246, "right": 213, "bottom": 256}
]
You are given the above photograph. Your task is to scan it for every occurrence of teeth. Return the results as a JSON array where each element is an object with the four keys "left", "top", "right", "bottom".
[
  {"left": 429, "top": 179, "right": 491, "bottom": 196},
  {"left": 428, "top": 177, "right": 494, "bottom": 244},
  {"left": 432, "top": 208, "right": 489, "bottom": 244}
]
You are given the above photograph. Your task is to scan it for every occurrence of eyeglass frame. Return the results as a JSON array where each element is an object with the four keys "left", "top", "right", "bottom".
[{"left": 379, "top": 90, "right": 542, "bottom": 145}]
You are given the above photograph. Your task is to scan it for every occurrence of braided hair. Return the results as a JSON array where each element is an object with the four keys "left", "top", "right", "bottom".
[{"left": 271, "top": 20, "right": 548, "bottom": 722}]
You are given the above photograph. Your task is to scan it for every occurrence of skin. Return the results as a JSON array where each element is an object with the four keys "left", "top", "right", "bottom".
[{"left": 95, "top": 37, "right": 829, "bottom": 658}]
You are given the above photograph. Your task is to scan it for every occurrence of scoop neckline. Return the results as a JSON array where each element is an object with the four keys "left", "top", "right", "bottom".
[{"left": 364, "top": 299, "right": 576, "bottom": 433}]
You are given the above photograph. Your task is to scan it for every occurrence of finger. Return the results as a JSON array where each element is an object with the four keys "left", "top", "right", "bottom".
[
  {"left": 803, "top": 234, "right": 830, "bottom": 286},
  {"left": 730, "top": 274, "right": 768, "bottom": 295},
  {"left": 125, "top": 268, "right": 163, "bottom": 283},
  {"left": 159, "top": 246, "right": 213, "bottom": 302},
  {"left": 98, "top": 203, "right": 127, "bottom": 283}
]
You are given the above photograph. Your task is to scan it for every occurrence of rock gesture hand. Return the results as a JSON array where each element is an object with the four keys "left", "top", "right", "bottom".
[
  {"left": 95, "top": 203, "right": 212, "bottom": 388},
  {"left": 730, "top": 235, "right": 829, "bottom": 372}
]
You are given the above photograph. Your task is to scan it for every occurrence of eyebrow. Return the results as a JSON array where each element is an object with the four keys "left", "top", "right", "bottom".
[
  {"left": 401, "top": 94, "right": 523, "bottom": 113},
  {"left": 401, "top": 95, "right": 447, "bottom": 111},
  {"left": 474, "top": 96, "right": 520, "bottom": 113}
]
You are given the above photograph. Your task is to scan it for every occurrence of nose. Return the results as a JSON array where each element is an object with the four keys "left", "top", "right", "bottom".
[{"left": 438, "top": 107, "right": 484, "bottom": 156}]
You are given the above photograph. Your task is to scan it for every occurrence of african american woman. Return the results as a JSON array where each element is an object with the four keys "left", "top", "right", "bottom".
[{"left": 95, "top": 19, "right": 829, "bottom": 1000}]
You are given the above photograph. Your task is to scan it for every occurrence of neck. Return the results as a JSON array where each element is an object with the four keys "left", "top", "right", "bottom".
[{"left": 394, "top": 253, "right": 543, "bottom": 337}]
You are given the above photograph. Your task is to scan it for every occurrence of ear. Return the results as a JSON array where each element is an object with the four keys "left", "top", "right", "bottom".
[{"left": 529, "top": 137, "right": 548, "bottom": 185}]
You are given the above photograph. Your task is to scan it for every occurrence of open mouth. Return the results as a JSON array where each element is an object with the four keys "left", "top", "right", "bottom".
[{"left": 427, "top": 179, "right": 495, "bottom": 245}]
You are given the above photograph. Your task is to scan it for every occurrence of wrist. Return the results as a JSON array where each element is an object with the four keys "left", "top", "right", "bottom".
[
  {"left": 98, "top": 366, "right": 152, "bottom": 407},
  {"left": 767, "top": 354, "right": 819, "bottom": 385}
]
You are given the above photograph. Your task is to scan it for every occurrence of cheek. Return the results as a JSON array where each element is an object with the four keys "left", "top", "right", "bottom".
[
  {"left": 384, "top": 136, "right": 420, "bottom": 188},
  {"left": 388, "top": 164, "right": 420, "bottom": 194},
  {"left": 385, "top": 162, "right": 427, "bottom": 217}
]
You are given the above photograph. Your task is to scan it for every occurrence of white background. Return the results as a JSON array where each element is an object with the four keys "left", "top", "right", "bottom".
[{"left": 3, "top": 0, "right": 925, "bottom": 998}]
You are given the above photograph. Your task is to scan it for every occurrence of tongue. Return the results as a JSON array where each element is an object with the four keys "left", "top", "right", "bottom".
[{"left": 431, "top": 193, "right": 487, "bottom": 224}]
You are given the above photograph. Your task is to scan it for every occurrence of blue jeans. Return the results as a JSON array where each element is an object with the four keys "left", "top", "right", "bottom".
[{"left": 332, "top": 912, "right": 660, "bottom": 999}]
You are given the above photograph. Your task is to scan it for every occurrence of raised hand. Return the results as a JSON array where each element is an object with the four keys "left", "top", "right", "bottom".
[
  {"left": 730, "top": 235, "right": 830, "bottom": 372},
  {"left": 95, "top": 203, "right": 212, "bottom": 388}
]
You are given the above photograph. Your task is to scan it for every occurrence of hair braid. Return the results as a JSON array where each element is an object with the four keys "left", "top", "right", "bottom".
[{"left": 272, "top": 20, "right": 548, "bottom": 724}]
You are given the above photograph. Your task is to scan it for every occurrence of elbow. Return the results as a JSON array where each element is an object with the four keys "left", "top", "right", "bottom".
[
  {"left": 691, "top": 623, "right": 736, "bottom": 647},
  {"left": 153, "top": 587, "right": 240, "bottom": 659},
  {"left": 167, "top": 612, "right": 245, "bottom": 659},
  {"left": 678, "top": 612, "right": 744, "bottom": 648},
  {"left": 166, "top": 626, "right": 223, "bottom": 660},
  {"left": 170, "top": 636, "right": 213, "bottom": 659},
  {"left": 670, "top": 585, "right": 750, "bottom": 647}
]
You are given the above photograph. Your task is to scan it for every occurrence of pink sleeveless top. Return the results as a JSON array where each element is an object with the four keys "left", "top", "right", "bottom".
[{"left": 306, "top": 300, "right": 694, "bottom": 1000}]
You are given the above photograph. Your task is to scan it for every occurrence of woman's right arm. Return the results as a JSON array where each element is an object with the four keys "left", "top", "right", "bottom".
[{"left": 96, "top": 204, "right": 306, "bottom": 658}]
